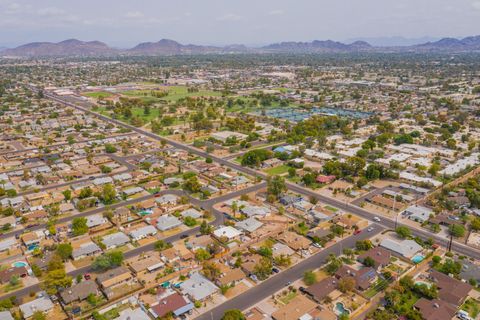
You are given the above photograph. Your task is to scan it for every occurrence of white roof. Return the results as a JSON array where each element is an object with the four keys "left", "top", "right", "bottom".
[
  {"left": 380, "top": 238, "right": 422, "bottom": 258},
  {"left": 213, "top": 226, "right": 242, "bottom": 239},
  {"left": 86, "top": 214, "right": 107, "bottom": 228},
  {"left": 102, "top": 232, "right": 130, "bottom": 248},
  {"left": 156, "top": 215, "right": 182, "bottom": 231},
  {"left": 180, "top": 272, "right": 219, "bottom": 301},
  {"left": 19, "top": 296, "right": 54, "bottom": 318},
  {"left": 117, "top": 308, "right": 150, "bottom": 320},
  {"left": 129, "top": 225, "right": 157, "bottom": 239},
  {"left": 235, "top": 217, "right": 263, "bottom": 233}
]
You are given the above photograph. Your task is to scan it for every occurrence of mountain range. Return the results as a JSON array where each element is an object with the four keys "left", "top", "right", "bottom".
[{"left": 2, "top": 36, "right": 480, "bottom": 57}]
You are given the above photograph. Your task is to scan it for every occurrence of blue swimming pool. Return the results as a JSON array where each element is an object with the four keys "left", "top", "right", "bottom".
[
  {"left": 12, "top": 261, "right": 28, "bottom": 268},
  {"left": 411, "top": 254, "right": 425, "bottom": 264},
  {"left": 334, "top": 302, "right": 350, "bottom": 316}
]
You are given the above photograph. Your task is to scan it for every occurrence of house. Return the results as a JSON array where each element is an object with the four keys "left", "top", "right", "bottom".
[
  {"left": 0, "top": 266, "right": 29, "bottom": 284},
  {"left": 271, "top": 242, "right": 295, "bottom": 257},
  {"left": 217, "top": 268, "right": 247, "bottom": 287},
  {"left": 240, "top": 205, "right": 271, "bottom": 217},
  {"left": 122, "top": 186, "right": 144, "bottom": 197},
  {"left": 304, "top": 277, "right": 338, "bottom": 302},
  {"left": 112, "top": 207, "right": 130, "bottom": 224},
  {"left": 181, "top": 208, "right": 203, "bottom": 219},
  {"left": 211, "top": 131, "right": 247, "bottom": 143},
  {"left": 380, "top": 238, "right": 423, "bottom": 259},
  {"left": 414, "top": 298, "right": 457, "bottom": 320},
  {"left": 19, "top": 295, "right": 54, "bottom": 319},
  {"left": 235, "top": 217, "right": 263, "bottom": 233},
  {"left": 185, "top": 235, "right": 214, "bottom": 251},
  {"left": 0, "top": 237, "right": 18, "bottom": 252},
  {"left": 429, "top": 270, "right": 473, "bottom": 306},
  {"left": 180, "top": 272, "right": 219, "bottom": 301},
  {"left": 316, "top": 175, "right": 336, "bottom": 184},
  {"left": 213, "top": 226, "right": 242, "bottom": 241},
  {"left": 102, "top": 232, "right": 130, "bottom": 250},
  {"left": 156, "top": 215, "right": 183, "bottom": 231},
  {"left": 22, "top": 231, "right": 42, "bottom": 248},
  {"left": 278, "top": 231, "right": 312, "bottom": 251},
  {"left": 271, "top": 295, "right": 318, "bottom": 320},
  {"left": 96, "top": 266, "right": 133, "bottom": 297},
  {"left": 149, "top": 292, "right": 194, "bottom": 319},
  {"left": 0, "top": 311, "right": 13, "bottom": 320},
  {"left": 72, "top": 242, "right": 102, "bottom": 260},
  {"left": 335, "top": 265, "right": 378, "bottom": 291},
  {"left": 155, "top": 194, "right": 178, "bottom": 205},
  {"left": 128, "top": 255, "right": 164, "bottom": 274},
  {"left": 357, "top": 247, "right": 392, "bottom": 269},
  {"left": 404, "top": 205, "right": 433, "bottom": 223},
  {"left": 86, "top": 214, "right": 107, "bottom": 228},
  {"left": 60, "top": 280, "right": 99, "bottom": 304},
  {"left": 117, "top": 308, "right": 150, "bottom": 320},
  {"left": 129, "top": 225, "right": 157, "bottom": 241}
]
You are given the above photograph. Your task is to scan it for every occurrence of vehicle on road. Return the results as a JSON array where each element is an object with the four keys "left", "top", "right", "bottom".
[
  {"left": 84, "top": 273, "right": 91, "bottom": 280},
  {"left": 373, "top": 216, "right": 381, "bottom": 222},
  {"left": 367, "top": 227, "right": 374, "bottom": 232},
  {"left": 180, "top": 234, "right": 188, "bottom": 239},
  {"left": 285, "top": 281, "right": 292, "bottom": 286},
  {"left": 354, "top": 229, "right": 362, "bottom": 235}
]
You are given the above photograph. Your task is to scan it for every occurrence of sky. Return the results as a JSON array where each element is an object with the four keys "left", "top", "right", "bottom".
[{"left": 1, "top": 0, "right": 480, "bottom": 48}]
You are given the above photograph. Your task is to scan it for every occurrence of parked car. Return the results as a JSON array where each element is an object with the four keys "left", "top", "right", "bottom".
[
  {"left": 84, "top": 273, "right": 91, "bottom": 280},
  {"left": 354, "top": 229, "right": 362, "bottom": 235}
]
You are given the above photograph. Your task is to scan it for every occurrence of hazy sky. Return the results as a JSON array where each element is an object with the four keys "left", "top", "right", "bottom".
[{"left": 1, "top": 0, "right": 480, "bottom": 47}]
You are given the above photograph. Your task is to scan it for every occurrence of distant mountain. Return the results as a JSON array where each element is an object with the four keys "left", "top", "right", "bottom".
[
  {"left": 2, "top": 35, "right": 480, "bottom": 57},
  {"left": 262, "top": 40, "right": 372, "bottom": 53},
  {"left": 128, "top": 39, "right": 249, "bottom": 55},
  {"left": 347, "top": 36, "right": 440, "bottom": 47},
  {"left": 415, "top": 36, "right": 480, "bottom": 51},
  {"left": 2, "top": 39, "right": 117, "bottom": 57},
  {"left": 0, "top": 47, "right": 7, "bottom": 52}
]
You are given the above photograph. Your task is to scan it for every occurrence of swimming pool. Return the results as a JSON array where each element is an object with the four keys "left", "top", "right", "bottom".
[
  {"left": 411, "top": 254, "right": 425, "bottom": 264},
  {"left": 12, "top": 261, "right": 28, "bottom": 268},
  {"left": 334, "top": 302, "right": 350, "bottom": 316}
]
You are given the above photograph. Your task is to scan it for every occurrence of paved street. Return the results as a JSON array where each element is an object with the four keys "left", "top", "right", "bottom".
[{"left": 195, "top": 224, "right": 385, "bottom": 320}]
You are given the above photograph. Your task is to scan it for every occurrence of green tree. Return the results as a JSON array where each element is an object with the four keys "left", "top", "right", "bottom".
[
  {"left": 104, "top": 143, "right": 117, "bottom": 153},
  {"left": 31, "top": 311, "right": 47, "bottom": 320},
  {"left": 56, "top": 243, "right": 73, "bottom": 260},
  {"left": 221, "top": 309, "right": 245, "bottom": 320},
  {"left": 44, "top": 269, "right": 72, "bottom": 295},
  {"left": 448, "top": 224, "right": 465, "bottom": 238},
  {"left": 100, "top": 183, "right": 117, "bottom": 204},
  {"left": 303, "top": 270, "right": 317, "bottom": 285},
  {"left": 395, "top": 226, "right": 411, "bottom": 239},
  {"left": 92, "top": 250, "right": 124, "bottom": 271},
  {"left": 72, "top": 217, "right": 88, "bottom": 236},
  {"left": 267, "top": 175, "right": 286, "bottom": 200}
]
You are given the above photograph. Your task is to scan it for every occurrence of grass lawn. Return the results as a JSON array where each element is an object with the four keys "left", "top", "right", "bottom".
[
  {"left": 462, "top": 298, "right": 480, "bottom": 318},
  {"left": 83, "top": 91, "right": 114, "bottom": 99},
  {"left": 264, "top": 165, "right": 290, "bottom": 176},
  {"left": 324, "top": 205, "right": 339, "bottom": 213},
  {"left": 120, "top": 86, "right": 221, "bottom": 102},
  {"left": 278, "top": 291, "right": 297, "bottom": 305}
]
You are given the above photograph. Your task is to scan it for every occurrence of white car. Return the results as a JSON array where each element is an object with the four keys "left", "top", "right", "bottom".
[
  {"left": 367, "top": 227, "right": 374, "bottom": 232},
  {"left": 373, "top": 216, "right": 381, "bottom": 222}
]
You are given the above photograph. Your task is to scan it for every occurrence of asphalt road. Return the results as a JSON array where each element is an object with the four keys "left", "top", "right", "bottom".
[
  {"left": 0, "top": 182, "right": 267, "bottom": 301},
  {"left": 195, "top": 224, "right": 385, "bottom": 320}
]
